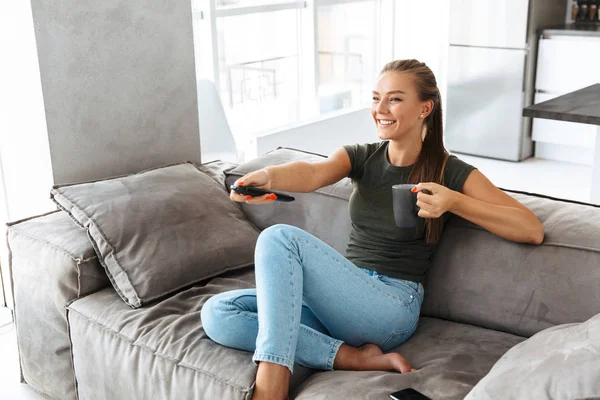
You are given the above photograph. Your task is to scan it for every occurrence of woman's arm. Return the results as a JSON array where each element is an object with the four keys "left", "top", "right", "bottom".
[
  {"left": 414, "top": 170, "right": 545, "bottom": 244},
  {"left": 230, "top": 148, "right": 351, "bottom": 204},
  {"left": 266, "top": 147, "right": 352, "bottom": 193}
]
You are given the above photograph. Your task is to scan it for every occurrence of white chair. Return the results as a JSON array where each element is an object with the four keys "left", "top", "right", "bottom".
[{"left": 197, "top": 79, "right": 239, "bottom": 164}]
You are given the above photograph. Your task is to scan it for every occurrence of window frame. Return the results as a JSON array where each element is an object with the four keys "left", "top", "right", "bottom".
[{"left": 192, "top": 0, "right": 395, "bottom": 132}]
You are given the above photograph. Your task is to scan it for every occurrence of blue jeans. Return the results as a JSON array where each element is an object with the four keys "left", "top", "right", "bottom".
[{"left": 201, "top": 224, "right": 424, "bottom": 374}]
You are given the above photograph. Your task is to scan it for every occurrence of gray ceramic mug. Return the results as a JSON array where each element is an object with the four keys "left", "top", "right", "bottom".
[{"left": 392, "top": 184, "right": 424, "bottom": 231}]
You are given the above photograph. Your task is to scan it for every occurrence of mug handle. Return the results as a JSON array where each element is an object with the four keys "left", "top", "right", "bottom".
[{"left": 413, "top": 188, "right": 432, "bottom": 212}]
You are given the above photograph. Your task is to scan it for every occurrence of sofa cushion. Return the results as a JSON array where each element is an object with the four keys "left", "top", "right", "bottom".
[
  {"left": 51, "top": 162, "right": 260, "bottom": 308},
  {"left": 290, "top": 316, "right": 524, "bottom": 400},
  {"left": 66, "top": 267, "right": 314, "bottom": 400},
  {"left": 424, "top": 192, "right": 600, "bottom": 338},
  {"left": 465, "top": 312, "right": 600, "bottom": 400}
]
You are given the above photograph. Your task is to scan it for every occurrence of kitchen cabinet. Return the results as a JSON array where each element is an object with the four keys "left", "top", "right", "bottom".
[{"left": 532, "top": 32, "right": 600, "bottom": 165}]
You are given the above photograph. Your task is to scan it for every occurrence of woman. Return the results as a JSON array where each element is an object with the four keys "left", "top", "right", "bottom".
[{"left": 201, "top": 59, "right": 544, "bottom": 400}]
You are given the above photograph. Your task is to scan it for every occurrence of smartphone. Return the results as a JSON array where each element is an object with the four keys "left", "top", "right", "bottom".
[
  {"left": 230, "top": 184, "right": 295, "bottom": 202},
  {"left": 390, "top": 388, "right": 432, "bottom": 400}
]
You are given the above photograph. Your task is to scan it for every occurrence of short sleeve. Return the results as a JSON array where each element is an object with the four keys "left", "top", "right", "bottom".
[
  {"left": 444, "top": 155, "right": 477, "bottom": 192},
  {"left": 342, "top": 142, "right": 382, "bottom": 180}
]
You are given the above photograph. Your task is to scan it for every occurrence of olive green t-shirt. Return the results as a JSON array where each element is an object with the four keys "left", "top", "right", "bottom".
[{"left": 342, "top": 141, "right": 477, "bottom": 283}]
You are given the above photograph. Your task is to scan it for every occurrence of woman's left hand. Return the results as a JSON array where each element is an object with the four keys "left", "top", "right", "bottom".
[{"left": 412, "top": 182, "right": 459, "bottom": 219}]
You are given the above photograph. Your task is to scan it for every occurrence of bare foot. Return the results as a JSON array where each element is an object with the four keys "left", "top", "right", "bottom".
[
  {"left": 333, "top": 343, "right": 417, "bottom": 374},
  {"left": 359, "top": 343, "right": 384, "bottom": 358},
  {"left": 252, "top": 361, "right": 291, "bottom": 400}
]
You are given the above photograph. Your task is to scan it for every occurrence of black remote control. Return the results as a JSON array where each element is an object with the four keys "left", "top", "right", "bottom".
[{"left": 230, "top": 185, "right": 295, "bottom": 202}]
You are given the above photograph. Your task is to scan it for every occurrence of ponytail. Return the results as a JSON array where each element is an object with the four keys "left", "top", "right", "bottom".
[{"left": 380, "top": 60, "right": 448, "bottom": 243}]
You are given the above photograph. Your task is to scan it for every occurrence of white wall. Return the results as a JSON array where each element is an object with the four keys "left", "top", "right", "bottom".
[
  {"left": 0, "top": 1, "right": 54, "bottom": 308},
  {"left": 393, "top": 0, "right": 451, "bottom": 112},
  {"left": 0, "top": 1, "right": 54, "bottom": 222}
]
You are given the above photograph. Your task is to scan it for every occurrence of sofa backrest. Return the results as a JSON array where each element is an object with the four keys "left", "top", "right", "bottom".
[
  {"left": 226, "top": 148, "right": 600, "bottom": 338},
  {"left": 424, "top": 191, "right": 600, "bottom": 337},
  {"left": 224, "top": 148, "right": 354, "bottom": 254}
]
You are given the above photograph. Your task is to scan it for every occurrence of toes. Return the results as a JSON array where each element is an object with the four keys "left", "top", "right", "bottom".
[
  {"left": 400, "top": 364, "right": 413, "bottom": 374},
  {"left": 396, "top": 357, "right": 416, "bottom": 374},
  {"left": 388, "top": 354, "right": 413, "bottom": 374}
]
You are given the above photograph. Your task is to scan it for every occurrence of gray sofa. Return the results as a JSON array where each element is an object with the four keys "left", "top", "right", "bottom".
[{"left": 7, "top": 149, "right": 600, "bottom": 400}]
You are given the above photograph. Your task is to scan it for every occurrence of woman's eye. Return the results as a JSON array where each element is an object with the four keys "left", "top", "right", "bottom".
[
  {"left": 390, "top": 97, "right": 402, "bottom": 102},
  {"left": 372, "top": 97, "right": 380, "bottom": 101}
]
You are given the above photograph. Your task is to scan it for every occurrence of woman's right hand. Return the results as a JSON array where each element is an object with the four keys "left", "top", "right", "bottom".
[{"left": 230, "top": 169, "right": 277, "bottom": 205}]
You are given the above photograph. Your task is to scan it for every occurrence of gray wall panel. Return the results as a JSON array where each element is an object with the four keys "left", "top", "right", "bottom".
[{"left": 31, "top": 0, "right": 200, "bottom": 184}]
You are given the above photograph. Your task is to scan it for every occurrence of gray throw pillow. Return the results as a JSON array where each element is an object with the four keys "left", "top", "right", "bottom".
[
  {"left": 465, "top": 312, "right": 600, "bottom": 400},
  {"left": 51, "top": 162, "right": 259, "bottom": 308}
]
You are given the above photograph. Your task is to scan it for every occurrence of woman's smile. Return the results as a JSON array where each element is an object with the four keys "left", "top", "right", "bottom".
[{"left": 377, "top": 119, "right": 397, "bottom": 128}]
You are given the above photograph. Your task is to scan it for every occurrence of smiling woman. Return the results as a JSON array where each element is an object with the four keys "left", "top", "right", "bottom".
[
  {"left": 202, "top": 59, "right": 544, "bottom": 400},
  {"left": 371, "top": 59, "right": 447, "bottom": 242}
]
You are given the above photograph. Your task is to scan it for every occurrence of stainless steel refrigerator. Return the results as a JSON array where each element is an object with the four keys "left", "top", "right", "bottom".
[{"left": 445, "top": 0, "right": 568, "bottom": 161}]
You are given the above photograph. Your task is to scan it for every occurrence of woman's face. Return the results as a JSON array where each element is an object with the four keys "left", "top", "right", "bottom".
[{"left": 371, "top": 71, "right": 429, "bottom": 142}]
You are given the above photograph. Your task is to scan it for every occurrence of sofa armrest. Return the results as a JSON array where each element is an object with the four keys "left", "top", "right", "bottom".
[{"left": 7, "top": 210, "right": 109, "bottom": 400}]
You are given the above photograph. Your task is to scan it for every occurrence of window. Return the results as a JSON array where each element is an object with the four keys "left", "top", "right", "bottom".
[
  {"left": 192, "top": 0, "right": 395, "bottom": 145},
  {"left": 216, "top": 9, "right": 301, "bottom": 136},
  {"left": 317, "top": 1, "right": 376, "bottom": 114}
]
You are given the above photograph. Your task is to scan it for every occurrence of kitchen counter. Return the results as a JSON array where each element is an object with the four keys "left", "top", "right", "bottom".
[
  {"left": 523, "top": 84, "right": 600, "bottom": 125},
  {"left": 541, "top": 23, "right": 600, "bottom": 37},
  {"left": 523, "top": 84, "right": 600, "bottom": 203}
]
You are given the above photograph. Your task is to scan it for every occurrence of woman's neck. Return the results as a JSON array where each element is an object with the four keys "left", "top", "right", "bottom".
[{"left": 387, "top": 135, "right": 422, "bottom": 167}]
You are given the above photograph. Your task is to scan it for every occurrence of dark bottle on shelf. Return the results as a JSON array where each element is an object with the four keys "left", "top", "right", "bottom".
[
  {"left": 580, "top": 0, "right": 589, "bottom": 21},
  {"left": 572, "top": 1, "right": 580, "bottom": 21},
  {"left": 590, "top": 2, "right": 598, "bottom": 21}
]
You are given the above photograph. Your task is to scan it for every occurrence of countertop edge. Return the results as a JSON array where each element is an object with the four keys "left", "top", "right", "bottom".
[
  {"left": 523, "top": 108, "right": 600, "bottom": 126},
  {"left": 539, "top": 23, "right": 600, "bottom": 38}
]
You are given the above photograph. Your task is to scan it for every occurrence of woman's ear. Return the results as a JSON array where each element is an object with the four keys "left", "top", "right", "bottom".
[{"left": 421, "top": 99, "right": 434, "bottom": 118}]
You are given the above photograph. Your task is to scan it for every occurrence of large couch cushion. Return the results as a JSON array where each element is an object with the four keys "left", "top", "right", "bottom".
[
  {"left": 66, "top": 267, "right": 313, "bottom": 400},
  {"left": 424, "top": 193, "right": 600, "bottom": 338},
  {"left": 51, "top": 162, "right": 260, "bottom": 308},
  {"left": 465, "top": 312, "right": 600, "bottom": 400},
  {"left": 291, "top": 317, "right": 524, "bottom": 400}
]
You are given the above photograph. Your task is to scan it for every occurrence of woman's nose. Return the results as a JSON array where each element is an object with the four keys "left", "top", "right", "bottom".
[{"left": 376, "top": 100, "right": 388, "bottom": 114}]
